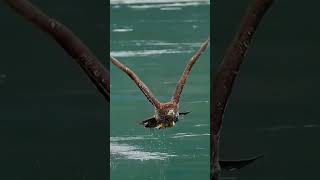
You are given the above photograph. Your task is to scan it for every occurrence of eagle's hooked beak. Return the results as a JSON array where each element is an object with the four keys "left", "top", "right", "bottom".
[{"left": 167, "top": 109, "right": 175, "bottom": 117}]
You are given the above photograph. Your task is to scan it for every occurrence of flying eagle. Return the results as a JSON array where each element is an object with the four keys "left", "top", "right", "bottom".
[{"left": 110, "top": 37, "right": 209, "bottom": 129}]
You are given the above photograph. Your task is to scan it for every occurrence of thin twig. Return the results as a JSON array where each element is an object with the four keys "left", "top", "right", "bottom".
[
  {"left": 211, "top": 0, "right": 274, "bottom": 179},
  {"left": 4, "top": 0, "right": 109, "bottom": 101}
]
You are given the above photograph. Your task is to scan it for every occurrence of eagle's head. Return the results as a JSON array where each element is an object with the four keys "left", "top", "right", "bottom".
[{"left": 155, "top": 108, "right": 179, "bottom": 129}]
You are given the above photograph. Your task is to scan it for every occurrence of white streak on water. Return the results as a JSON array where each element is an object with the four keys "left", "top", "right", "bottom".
[
  {"left": 110, "top": 49, "right": 192, "bottom": 58},
  {"left": 128, "top": 2, "right": 205, "bottom": 9},
  {"left": 174, "top": 133, "right": 188, "bottom": 135},
  {"left": 110, "top": 0, "right": 209, "bottom": 10},
  {"left": 112, "top": 28, "right": 133, "bottom": 32},
  {"left": 163, "top": 81, "right": 176, "bottom": 85},
  {"left": 126, "top": 40, "right": 202, "bottom": 47},
  {"left": 171, "top": 132, "right": 209, "bottom": 139},
  {"left": 111, "top": 135, "right": 158, "bottom": 141},
  {"left": 110, "top": 40, "right": 203, "bottom": 58},
  {"left": 111, "top": 135, "right": 177, "bottom": 160},
  {"left": 110, "top": 143, "right": 177, "bottom": 161},
  {"left": 187, "top": 100, "right": 209, "bottom": 104},
  {"left": 183, "top": 19, "right": 199, "bottom": 23},
  {"left": 160, "top": 7, "right": 182, "bottom": 11},
  {"left": 110, "top": 132, "right": 209, "bottom": 160},
  {"left": 194, "top": 124, "right": 209, "bottom": 127},
  {"left": 110, "top": 0, "right": 209, "bottom": 5}
]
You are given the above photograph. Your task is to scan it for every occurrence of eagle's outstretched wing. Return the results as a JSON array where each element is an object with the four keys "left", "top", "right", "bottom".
[
  {"left": 111, "top": 56, "right": 161, "bottom": 109},
  {"left": 171, "top": 38, "right": 210, "bottom": 104}
]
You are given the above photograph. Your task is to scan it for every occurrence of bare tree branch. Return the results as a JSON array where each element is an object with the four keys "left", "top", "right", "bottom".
[
  {"left": 4, "top": 0, "right": 109, "bottom": 101},
  {"left": 110, "top": 56, "right": 161, "bottom": 109},
  {"left": 171, "top": 37, "right": 210, "bottom": 104},
  {"left": 211, "top": 0, "right": 274, "bottom": 179}
]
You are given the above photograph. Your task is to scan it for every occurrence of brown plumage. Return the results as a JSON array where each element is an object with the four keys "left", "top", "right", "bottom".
[{"left": 111, "top": 38, "right": 209, "bottom": 129}]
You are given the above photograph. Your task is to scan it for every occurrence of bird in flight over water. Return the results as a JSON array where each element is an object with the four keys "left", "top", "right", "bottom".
[{"left": 110, "top": 37, "right": 210, "bottom": 129}]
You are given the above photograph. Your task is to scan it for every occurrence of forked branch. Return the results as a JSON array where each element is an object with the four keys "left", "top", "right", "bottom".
[
  {"left": 211, "top": 0, "right": 273, "bottom": 179},
  {"left": 172, "top": 37, "right": 210, "bottom": 104},
  {"left": 110, "top": 56, "right": 161, "bottom": 109},
  {"left": 4, "top": 0, "right": 109, "bottom": 101}
]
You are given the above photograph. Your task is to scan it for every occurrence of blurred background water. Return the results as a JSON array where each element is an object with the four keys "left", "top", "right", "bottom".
[
  {"left": 213, "top": 0, "right": 320, "bottom": 179},
  {"left": 0, "top": 1, "right": 107, "bottom": 179},
  {"left": 110, "top": 0, "right": 210, "bottom": 179}
]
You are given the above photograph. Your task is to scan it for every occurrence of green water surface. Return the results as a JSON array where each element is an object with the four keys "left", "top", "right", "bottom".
[{"left": 110, "top": 2, "right": 210, "bottom": 180}]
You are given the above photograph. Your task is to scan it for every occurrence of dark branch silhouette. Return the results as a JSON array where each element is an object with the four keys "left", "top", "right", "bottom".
[
  {"left": 4, "top": 0, "right": 109, "bottom": 101},
  {"left": 111, "top": 38, "right": 210, "bottom": 129},
  {"left": 211, "top": 0, "right": 273, "bottom": 179}
]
